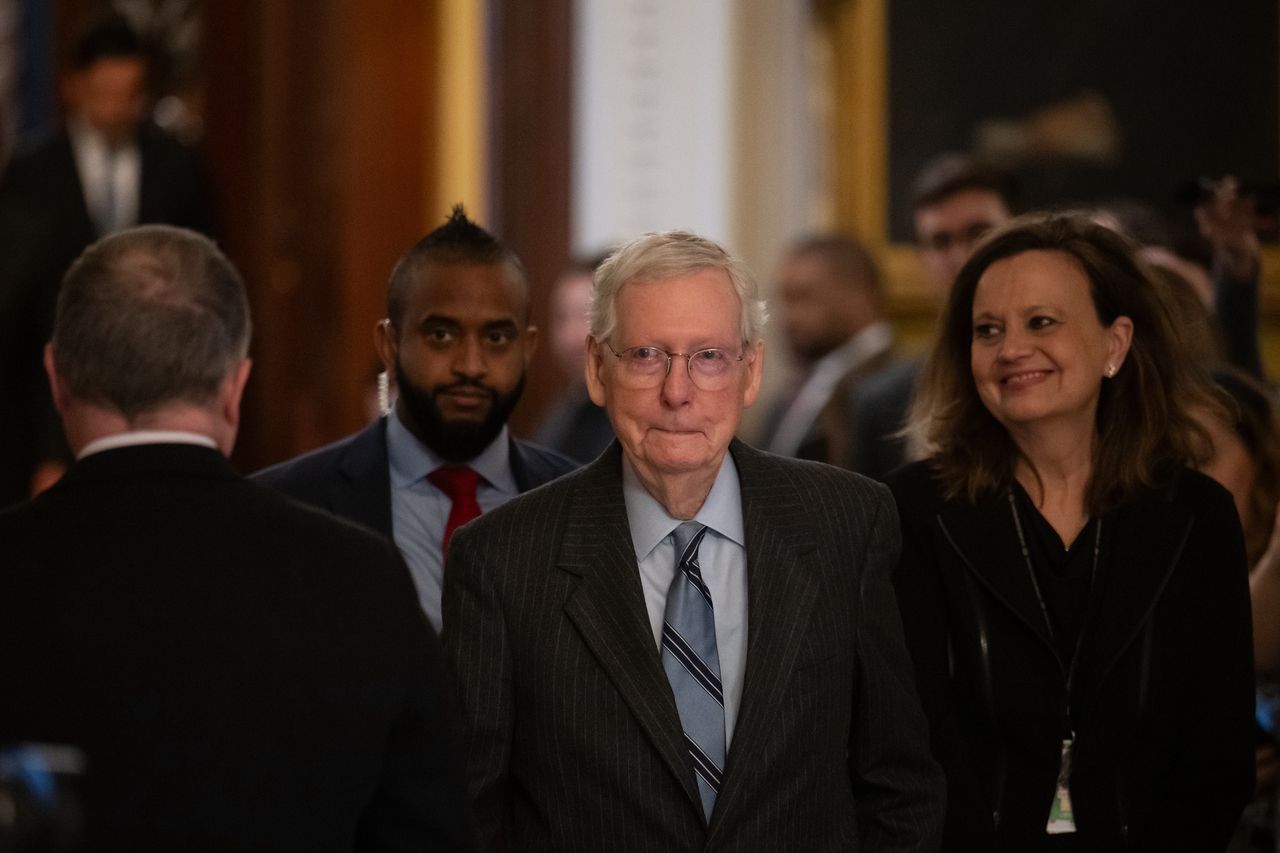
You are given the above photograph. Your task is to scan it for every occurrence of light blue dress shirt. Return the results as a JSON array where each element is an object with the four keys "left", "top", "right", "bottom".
[
  {"left": 386, "top": 411, "right": 519, "bottom": 630},
  {"left": 623, "top": 453, "right": 748, "bottom": 747}
]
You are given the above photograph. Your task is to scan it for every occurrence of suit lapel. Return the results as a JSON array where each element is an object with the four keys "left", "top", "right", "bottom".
[
  {"left": 508, "top": 438, "right": 532, "bottom": 492},
  {"left": 557, "top": 446, "right": 703, "bottom": 813},
  {"left": 509, "top": 437, "right": 543, "bottom": 493},
  {"left": 937, "top": 491, "right": 1057, "bottom": 654},
  {"left": 708, "top": 442, "right": 820, "bottom": 837},
  {"left": 330, "top": 420, "right": 394, "bottom": 537}
]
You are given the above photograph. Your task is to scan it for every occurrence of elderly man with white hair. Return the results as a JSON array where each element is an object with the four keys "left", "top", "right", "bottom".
[{"left": 442, "top": 230, "right": 943, "bottom": 851}]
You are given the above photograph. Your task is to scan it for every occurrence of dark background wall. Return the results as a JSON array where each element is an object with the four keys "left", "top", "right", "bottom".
[{"left": 888, "top": 1, "right": 1278, "bottom": 240}]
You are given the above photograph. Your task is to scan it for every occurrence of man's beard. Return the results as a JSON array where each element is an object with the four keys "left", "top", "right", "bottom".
[{"left": 395, "top": 362, "right": 526, "bottom": 463}]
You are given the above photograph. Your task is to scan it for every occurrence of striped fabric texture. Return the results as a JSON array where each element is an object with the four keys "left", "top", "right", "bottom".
[{"left": 660, "top": 522, "right": 724, "bottom": 822}]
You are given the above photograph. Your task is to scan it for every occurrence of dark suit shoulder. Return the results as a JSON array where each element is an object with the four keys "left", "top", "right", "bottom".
[
  {"left": 468, "top": 451, "right": 586, "bottom": 531},
  {"left": 137, "top": 121, "right": 201, "bottom": 156},
  {"left": 1166, "top": 465, "right": 1236, "bottom": 511},
  {"left": 733, "top": 440, "right": 892, "bottom": 505},
  {"left": 0, "top": 133, "right": 73, "bottom": 205},
  {"left": 1113, "top": 466, "right": 1242, "bottom": 553},
  {"left": 252, "top": 423, "right": 380, "bottom": 499},
  {"left": 511, "top": 438, "right": 579, "bottom": 489},
  {"left": 883, "top": 458, "right": 946, "bottom": 502},
  {"left": 3, "top": 452, "right": 404, "bottom": 594},
  {"left": 858, "top": 357, "right": 921, "bottom": 406},
  {"left": 2, "top": 131, "right": 67, "bottom": 173},
  {"left": 448, "top": 448, "right": 608, "bottom": 574},
  {"left": 246, "top": 476, "right": 391, "bottom": 549}
]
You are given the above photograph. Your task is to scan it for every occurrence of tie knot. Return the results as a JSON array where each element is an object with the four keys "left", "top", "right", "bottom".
[
  {"left": 427, "top": 466, "right": 480, "bottom": 499},
  {"left": 671, "top": 521, "right": 707, "bottom": 562}
]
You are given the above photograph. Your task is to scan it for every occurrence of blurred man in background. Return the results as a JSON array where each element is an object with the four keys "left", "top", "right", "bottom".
[
  {"left": 0, "top": 14, "right": 215, "bottom": 507},
  {"left": 535, "top": 256, "right": 616, "bottom": 464},
  {"left": 762, "top": 233, "right": 897, "bottom": 470},
  {"left": 852, "top": 153, "right": 1016, "bottom": 479},
  {"left": 910, "top": 151, "right": 1017, "bottom": 297}
]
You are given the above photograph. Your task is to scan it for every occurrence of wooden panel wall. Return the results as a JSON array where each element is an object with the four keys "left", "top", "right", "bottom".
[
  {"left": 489, "top": 0, "right": 574, "bottom": 436},
  {"left": 203, "top": 0, "right": 437, "bottom": 469}
]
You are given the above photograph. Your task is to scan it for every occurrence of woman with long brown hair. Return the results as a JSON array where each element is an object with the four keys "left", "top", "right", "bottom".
[{"left": 889, "top": 213, "right": 1255, "bottom": 851}]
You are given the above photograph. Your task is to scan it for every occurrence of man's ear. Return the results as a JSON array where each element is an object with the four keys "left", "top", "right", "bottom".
[
  {"left": 374, "top": 319, "right": 398, "bottom": 374},
  {"left": 221, "top": 358, "right": 253, "bottom": 431},
  {"left": 585, "top": 336, "right": 607, "bottom": 406},
  {"left": 741, "top": 340, "right": 765, "bottom": 408},
  {"left": 43, "top": 344, "right": 69, "bottom": 416},
  {"left": 522, "top": 324, "right": 539, "bottom": 364}
]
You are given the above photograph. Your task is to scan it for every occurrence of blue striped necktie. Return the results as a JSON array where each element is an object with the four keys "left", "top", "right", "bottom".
[{"left": 661, "top": 521, "right": 724, "bottom": 823}]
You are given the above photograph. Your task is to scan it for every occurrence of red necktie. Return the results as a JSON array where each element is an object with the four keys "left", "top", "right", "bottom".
[{"left": 427, "top": 466, "right": 482, "bottom": 559}]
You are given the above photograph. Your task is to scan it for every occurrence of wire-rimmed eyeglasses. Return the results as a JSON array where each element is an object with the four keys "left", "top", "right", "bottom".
[{"left": 606, "top": 344, "right": 748, "bottom": 391}]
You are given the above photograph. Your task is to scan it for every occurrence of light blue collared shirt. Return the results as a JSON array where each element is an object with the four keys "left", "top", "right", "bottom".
[
  {"left": 386, "top": 410, "right": 519, "bottom": 630},
  {"left": 624, "top": 453, "right": 748, "bottom": 747}
]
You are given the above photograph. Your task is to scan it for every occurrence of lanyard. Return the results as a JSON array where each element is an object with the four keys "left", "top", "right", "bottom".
[{"left": 1007, "top": 490, "right": 1102, "bottom": 734}]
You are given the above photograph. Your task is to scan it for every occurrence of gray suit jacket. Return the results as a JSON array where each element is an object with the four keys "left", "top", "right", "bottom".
[{"left": 441, "top": 439, "right": 944, "bottom": 851}]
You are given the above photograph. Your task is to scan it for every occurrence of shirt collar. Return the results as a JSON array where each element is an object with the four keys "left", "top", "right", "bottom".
[
  {"left": 386, "top": 409, "right": 516, "bottom": 493},
  {"left": 622, "top": 451, "right": 745, "bottom": 563},
  {"left": 78, "top": 430, "right": 219, "bottom": 460}
]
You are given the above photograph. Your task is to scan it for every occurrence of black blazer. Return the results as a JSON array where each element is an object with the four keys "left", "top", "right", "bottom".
[
  {"left": 1, "top": 124, "right": 217, "bottom": 249},
  {"left": 888, "top": 461, "right": 1255, "bottom": 852},
  {"left": 0, "top": 444, "right": 475, "bottom": 851},
  {"left": 252, "top": 417, "right": 578, "bottom": 538},
  {"left": 442, "top": 440, "right": 945, "bottom": 851}
]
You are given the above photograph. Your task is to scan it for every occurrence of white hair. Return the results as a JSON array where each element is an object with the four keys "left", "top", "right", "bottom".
[{"left": 588, "top": 230, "right": 768, "bottom": 346}]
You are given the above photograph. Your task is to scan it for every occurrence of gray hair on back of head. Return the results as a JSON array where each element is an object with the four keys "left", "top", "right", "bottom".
[
  {"left": 52, "top": 224, "right": 251, "bottom": 420},
  {"left": 589, "top": 230, "right": 768, "bottom": 346}
]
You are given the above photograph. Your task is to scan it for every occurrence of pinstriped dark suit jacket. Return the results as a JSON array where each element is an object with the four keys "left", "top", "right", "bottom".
[{"left": 441, "top": 439, "right": 944, "bottom": 851}]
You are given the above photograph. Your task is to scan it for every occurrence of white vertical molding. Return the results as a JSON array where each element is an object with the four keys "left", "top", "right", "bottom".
[
  {"left": 730, "top": 1, "right": 820, "bottom": 440},
  {"left": 573, "top": 0, "right": 733, "bottom": 254},
  {"left": 571, "top": 1, "right": 819, "bottom": 440},
  {"left": 730, "top": 0, "right": 822, "bottom": 285}
]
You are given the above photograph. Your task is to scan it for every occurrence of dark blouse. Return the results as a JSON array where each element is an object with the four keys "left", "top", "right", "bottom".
[{"left": 1012, "top": 484, "right": 1096, "bottom": 667}]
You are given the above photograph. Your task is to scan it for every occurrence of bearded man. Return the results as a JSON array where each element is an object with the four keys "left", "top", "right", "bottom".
[{"left": 256, "top": 206, "right": 576, "bottom": 630}]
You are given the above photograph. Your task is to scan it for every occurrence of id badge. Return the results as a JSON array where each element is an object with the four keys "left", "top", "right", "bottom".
[{"left": 1045, "top": 738, "right": 1077, "bottom": 834}]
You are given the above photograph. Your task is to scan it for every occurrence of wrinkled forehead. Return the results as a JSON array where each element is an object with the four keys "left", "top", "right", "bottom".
[{"left": 614, "top": 269, "right": 742, "bottom": 343}]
